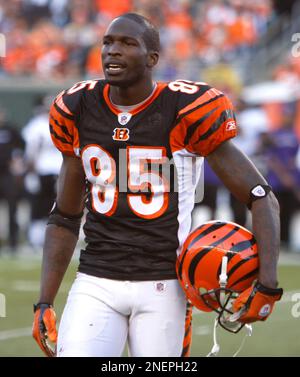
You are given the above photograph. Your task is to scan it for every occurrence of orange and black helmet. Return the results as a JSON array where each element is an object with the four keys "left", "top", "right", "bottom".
[{"left": 176, "top": 220, "right": 259, "bottom": 332}]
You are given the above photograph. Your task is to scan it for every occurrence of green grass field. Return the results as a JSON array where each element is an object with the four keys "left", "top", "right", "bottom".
[{"left": 0, "top": 254, "right": 299, "bottom": 357}]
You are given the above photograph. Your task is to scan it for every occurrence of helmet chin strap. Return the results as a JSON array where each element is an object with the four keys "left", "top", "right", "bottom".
[
  {"left": 206, "top": 319, "right": 252, "bottom": 357},
  {"left": 206, "top": 255, "right": 253, "bottom": 357},
  {"left": 206, "top": 318, "right": 220, "bottom": 357}
]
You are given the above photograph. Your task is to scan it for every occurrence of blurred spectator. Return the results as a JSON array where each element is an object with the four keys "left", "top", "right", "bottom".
[
  {"left": 63, "top": 3, "right": 99, "bottom": 77},
  {"left": 49, "top": 0, "right": 69, "bottom": 27},
  {"left": 258, "top": 112, "right": 300, "bottom": 250},
  {"left": 22, "top": 96, "right": 62, "bottom": 248},
  {"left": 297, "top": 144, "right": 300, "bottom": 170},
  {"left": 235, "top": 100, "right": 270, "bottom": 165},
  {"left": 95, "top": 0, "right": 132, "bottom": 19},
  {"left": 0, "top": 0, "right": 274, "bottom": 80},
  {"left": 0, "top": 106, "right": 25, "bottom": 253},
  {"left": 1, "top": 0, "right": 299, "bottom": 251},
  {"left": 229, "top": 100, "right": 270, "bottom": 227},
  {"left": 199, "top": 160, "right": 222, "bottom": 220},
  {"left": 34, "top": 21, "right": 68, "bottom": 78},
  {"left": 21, "top": 0, "right": 51, "bottom": 27},
  {"left": 272, "top": 55, "right": 300, "bottom": 140}
]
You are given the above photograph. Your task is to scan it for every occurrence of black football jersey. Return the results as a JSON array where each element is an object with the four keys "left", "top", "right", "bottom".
[{"left": 49, "top": 79, "right": 237, "bottom": 280}]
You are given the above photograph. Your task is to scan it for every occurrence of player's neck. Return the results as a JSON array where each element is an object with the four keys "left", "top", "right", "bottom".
[{"left": 109, "top": 78, "right": 155, "bottom": 106}]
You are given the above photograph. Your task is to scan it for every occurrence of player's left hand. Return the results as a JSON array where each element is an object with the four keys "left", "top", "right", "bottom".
[
  {"left": 230, "top": 281, "right": 283, "bottom": 323},
  {"left": 32, "top": 303, "right": 57, "bottom": 357}
]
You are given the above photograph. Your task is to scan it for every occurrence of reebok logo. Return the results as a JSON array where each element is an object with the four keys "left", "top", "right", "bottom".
[{"left": 226, "top": 120, "right": 236, "bottom": 131}]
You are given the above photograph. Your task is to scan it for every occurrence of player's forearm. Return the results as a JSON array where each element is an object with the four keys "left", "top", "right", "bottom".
[
  {"left": 38, "top": 224, "right": 78, "bottom": 305},
  {"left": 251, "top": 192, "right": 280, "bottom": 289}
]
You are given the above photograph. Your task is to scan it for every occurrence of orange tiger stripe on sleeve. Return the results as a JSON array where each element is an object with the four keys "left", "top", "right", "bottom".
[
  {"left": 178, "top": 87, "right": 223, "bottom": 118},
  {"left": 49, "top": 100, "right": 79, "bottom": 157},
  {"left": 50, "top": 104, "right": 76, "bottom": 140},
  {"left": 170, "top": 93, "right": 237, "bottom": 156}
]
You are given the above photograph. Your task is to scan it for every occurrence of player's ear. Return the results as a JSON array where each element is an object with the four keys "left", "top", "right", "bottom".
[{"left": 147, "top": 51, "right": 159, "bottom": 68}]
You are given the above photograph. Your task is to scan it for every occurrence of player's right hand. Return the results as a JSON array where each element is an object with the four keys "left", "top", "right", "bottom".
[{"left": 32, "top": 303, "right": 57, "bottom": 357}]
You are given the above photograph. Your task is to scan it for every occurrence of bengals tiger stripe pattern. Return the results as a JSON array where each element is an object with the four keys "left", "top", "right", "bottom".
[
  {"left": 176, "top": 221, "right": 259, "bottom": 312},
  {"left": 49, "top": 92, "right": 79, "bottom": 157},
  {"left": 170, "top": 87, "right": 237, "bottom": 156},
  {"left": 48, "top": 79, "right": 238, "bottom": 283},
  {"left": 181, "top": 302, "right": 193, "bottom": 357},
  {"left": 47, "top": 79, "right": 240, "bottom": 356}
]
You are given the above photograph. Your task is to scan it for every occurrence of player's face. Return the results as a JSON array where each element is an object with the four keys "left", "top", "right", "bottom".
[{"left": 102, "top": 18, "right": 150, "bottom": 88}]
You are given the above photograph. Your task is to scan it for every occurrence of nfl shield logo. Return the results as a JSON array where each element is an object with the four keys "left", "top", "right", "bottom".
[
  {"left": 155, "top": 282, "right": 166, "bottom": 292},
  {"left": 118, "top": 112, "right": 132, "bottom": 125}
]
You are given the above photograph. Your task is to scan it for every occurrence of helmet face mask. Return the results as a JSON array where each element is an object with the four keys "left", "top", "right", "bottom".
[
  {"left": 201, "top": 287, "right": 245, "bottom": 333},
  {"left": 177, "top": 220, "right": 259, "bottom": 334}
]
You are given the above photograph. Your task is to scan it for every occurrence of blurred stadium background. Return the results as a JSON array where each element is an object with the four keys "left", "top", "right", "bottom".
[{"left": 0, "top": 0, "right": 300, "bottom": 357}]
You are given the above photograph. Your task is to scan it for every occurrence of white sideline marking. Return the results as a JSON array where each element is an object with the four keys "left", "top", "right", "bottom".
[
  {"left": 11, "top": 280, "right": 69, "bottom": 292},
  {"left": 1, "top": 291, "right": 298, "bottom": 342},
  {"left": 0, "top": 327, "right": 32, "bottom": 340},
  {"left": 12, "top": 281, "right": 40, "bottom": 291},
  {"left": 194, "top": 325, "right": 211, "bottom": 335}
]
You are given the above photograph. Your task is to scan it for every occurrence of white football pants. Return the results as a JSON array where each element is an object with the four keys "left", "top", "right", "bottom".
[{"left": 57, "top": 272, "right": 187, "bottom": 357}]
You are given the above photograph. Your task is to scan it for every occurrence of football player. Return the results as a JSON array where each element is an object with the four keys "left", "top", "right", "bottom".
[{"left": 32, "top": 13, "right": 282, "bottom": 357}]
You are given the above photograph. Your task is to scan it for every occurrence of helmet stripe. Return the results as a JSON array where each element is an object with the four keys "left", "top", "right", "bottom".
[
  {"left": 215, "top": 237, "right": 257, "bottom": 280},
  {"left": 188, "top": 226, "right": 240, "bottom": 285},
  {"left": 229, "top": 267, "right": 259, "bottom": 288},
  {"left": 188, "top": 222, "right": 228, "bottom": 250},
  {"left": 227, "top": 254, "right": 258, "bottom": 280},
  {"left": 230, "top": 237, "right": 256, "bottom": 252},
  {"left": 178, "top": 222, "right": 226, "bottom": 280},
  {"left": 188, "top": 246, "right": 213, "bottom": 285},
  {"left": 209, "top": 226, "right": 240, "bottom": 247}
]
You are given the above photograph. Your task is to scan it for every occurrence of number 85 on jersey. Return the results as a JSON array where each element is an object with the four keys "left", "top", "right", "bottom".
[{"left": 82, "top": 144, "right": 169, "bottom": 219}]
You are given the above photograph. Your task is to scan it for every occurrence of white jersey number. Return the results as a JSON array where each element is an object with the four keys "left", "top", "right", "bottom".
[
  {"left": 82, "top": 145, "right": 168, "bottom": 219},
  {"left": 82, "top": 145, "right": 117, "bottom": 216},
  {"left": 127, "top": 146, "right": 168, "bottom": 219},
  {"left": 168, "top": 80, "right": 206, "bottom": 94}
]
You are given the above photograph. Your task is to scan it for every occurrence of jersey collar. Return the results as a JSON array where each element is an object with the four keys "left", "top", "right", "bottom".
[{"left": 103, "top": 82, "right": 167, "bottom": 116}]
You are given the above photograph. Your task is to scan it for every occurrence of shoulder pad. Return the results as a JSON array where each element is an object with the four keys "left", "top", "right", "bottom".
[{"left": 55, "top": 79, "right": 102, "bottom": 116}]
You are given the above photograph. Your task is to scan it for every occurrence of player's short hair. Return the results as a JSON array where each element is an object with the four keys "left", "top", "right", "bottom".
[{"left": 119, "top": 13, "right": 160, "bottom": 52}]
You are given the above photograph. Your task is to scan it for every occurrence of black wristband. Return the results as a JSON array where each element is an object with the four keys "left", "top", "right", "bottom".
[
  {"left": 247, "top": 184, "right": 272, "bottom": 210},
  {"left": 49, "top": 202, "right": 83, "bottom": 219},
  {"left": 48, "top": 213, "right": 82, "bottom": 236},
  {"left": 48, "top": 202, "right": 83, "bottom": 236},
  {"left": 33, "top": 303, "right": 52, "bottom": 313},
  {"left": 255, "top": 281, "right": 283, "bottom": 297}
]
